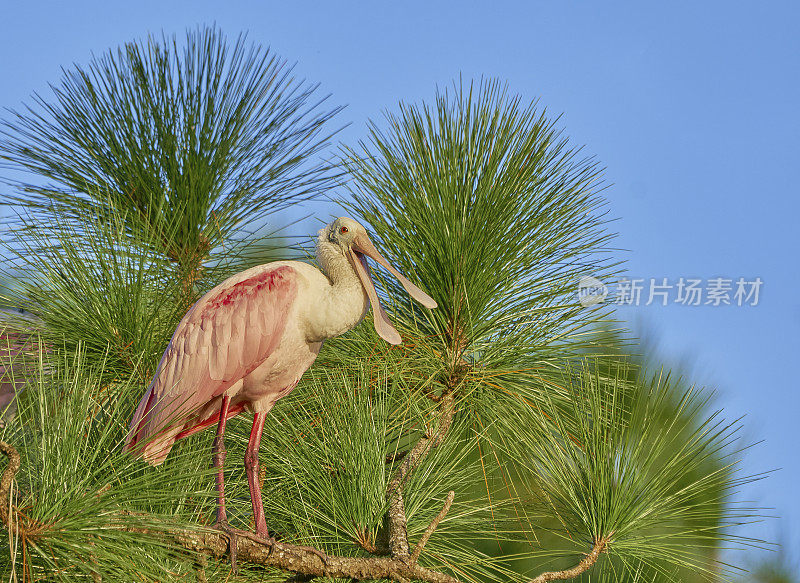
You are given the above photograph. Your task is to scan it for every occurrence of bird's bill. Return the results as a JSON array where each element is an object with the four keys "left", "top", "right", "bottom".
[
  {"left": 349, "top": 251, "right": 402, "bottom": 344},
  {"left": 348, "top": 232, "right": 437, "bottom": 345},
  {"left": 351, "top": 234, "right": 437, "bottom": 309}
]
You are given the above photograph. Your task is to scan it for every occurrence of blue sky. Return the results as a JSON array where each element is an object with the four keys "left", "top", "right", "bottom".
[{"left": 2, "top": 0, "right": 798, "bottom": 564}]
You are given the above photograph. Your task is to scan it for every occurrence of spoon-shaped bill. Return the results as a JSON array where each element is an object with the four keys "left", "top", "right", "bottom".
[
  {"left": 351, "top": 234, "right": 437, "bottom": 309},
  {"left": 348, "top": 251, "right": 403, "bottom": 344}
]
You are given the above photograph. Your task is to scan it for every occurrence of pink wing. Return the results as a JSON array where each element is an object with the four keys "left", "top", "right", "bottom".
[{"left": 126, "top": 264, "right": 297, "bottom": 465}]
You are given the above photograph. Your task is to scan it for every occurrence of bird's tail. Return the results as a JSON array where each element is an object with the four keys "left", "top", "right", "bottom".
[
  {"left": 125, "top": 386, "right": 179, "bottom": 466},
  {"left": 126, "top": 389, "right": 245, "bottom": 466}
]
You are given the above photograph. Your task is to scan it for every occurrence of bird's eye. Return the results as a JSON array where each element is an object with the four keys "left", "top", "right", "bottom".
[{"left": 339, "top": 226, "right": 349, "bottom": 235}]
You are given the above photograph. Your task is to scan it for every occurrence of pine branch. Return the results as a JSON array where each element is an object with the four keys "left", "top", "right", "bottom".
[
  {"left": 528, "top": 537, "right": 609, "bottom": 583},
  {"left": 386, "top": 391, "right": 457, "bottom": 560},
  {"left": 385, "top": 450, "right": 409, "bottom": 464},
  {"left": 0, "top": 441, "right": 20, "bottom": 527},
  {"left": 122, "top": 520, "right": 462, "bottom": 583},
  {"left": 411, "top": 491, "right": 454, "bottom": 564},
  {"left": 0, "top": 441, "right": 462, "bottom": 583},
  {"left": 0, "top": 439, "right": 609, "bottom": 583}
]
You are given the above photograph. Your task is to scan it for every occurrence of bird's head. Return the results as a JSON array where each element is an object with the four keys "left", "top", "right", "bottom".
[{"left": 321, "top": 217, "right": 437, "bottom": 344}]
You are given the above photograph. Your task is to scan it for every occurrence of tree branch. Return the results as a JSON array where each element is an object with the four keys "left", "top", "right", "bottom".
[
  {"left": 386, "top": 391, "right": 457, "bottom": 559},
  {"left": 528, "top": 537, "right": 609, "bottom": 583},
  {"left": 411, "top": 491, "right": 454, "bottom": 564},
  {"left": 0, "top": 441, "right": 461, "bottom": 583},
  {"left": 0, "top": 441, "right": 20, "bottom": 527}
]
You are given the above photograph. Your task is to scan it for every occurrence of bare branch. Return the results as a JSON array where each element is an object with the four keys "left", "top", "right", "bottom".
[
  {"left": 386, "top": 391, "right": 457, "bottom": 559},
  {"left": 387, "top": 486, "right": 411, "bottom": 558},
  {"left": 411, "top": 491, "right": 454, "bottom": 564},
  {"left": 528, "top": 537, "right": 609, "bottom": 583},
  {"left": 144, "top": 522, "right": 461, "bottom": 583},
  {"left": 0, "top": 441, "right": 20, "bottom": 527}
]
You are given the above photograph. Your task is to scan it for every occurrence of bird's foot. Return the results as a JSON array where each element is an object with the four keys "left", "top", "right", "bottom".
[
  {"left": 254, "top": 526, "right": 277, "bottom": 547},
  {"left": 213, "top": 519, "right": 244, "bottom": 572},
  {"left": 283, "top": 538, "right": 328, "bottom": 566},
  {"left": 253, "top": 527, "right": 326, "bottom": 567},
  {"left": 213, "top": 521, "right": 277, "bottom": 570},
  {"left": 215, "top": 522, "right": 326, "bottom": 569},
  {"left": 223, "top": 524, "right": 277, "bottom": 551},
  {"left": 303, "top": 545, "right": 329, "bottom": 567}
]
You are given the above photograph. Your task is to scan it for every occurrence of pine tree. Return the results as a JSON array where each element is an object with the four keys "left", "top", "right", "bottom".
[{"left": 0, "top": 28, "right": 763, "bottom": 582}]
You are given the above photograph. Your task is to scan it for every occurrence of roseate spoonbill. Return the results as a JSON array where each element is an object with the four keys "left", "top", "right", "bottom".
[{"left": 125, "top": 217, "right": 436, "bottom": 550}]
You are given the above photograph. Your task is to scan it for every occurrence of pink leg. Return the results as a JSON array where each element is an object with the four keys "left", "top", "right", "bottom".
[
  {"left": 213, "top": 395, "right": 231, "bottom": 525},
  {"left": 245, "top": 412, "right": 270, "bottom": 537}
]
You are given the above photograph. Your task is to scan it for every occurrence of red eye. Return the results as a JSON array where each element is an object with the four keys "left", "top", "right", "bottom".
[{"left": 339, "top": 226, "right": 349, "bottom": 234}]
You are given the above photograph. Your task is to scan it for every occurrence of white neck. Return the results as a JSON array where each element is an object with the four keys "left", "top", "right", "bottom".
[{"left": 306, "top": 236, "right": 369, "bottom": 341}]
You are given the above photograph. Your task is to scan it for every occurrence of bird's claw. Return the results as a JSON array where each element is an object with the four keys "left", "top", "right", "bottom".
[
  {"left": 290, "top": 541, "right": 328, "bottom": 566},
  {"left": 252, "top": 530, "right": 327, "bottom": 567},
  {"left": 213, "top": 519, "right": 240, "bottom": 572},
  {"left": 215, "top": 523, "right": 327, "bottom": 570},
  {"left": 253, "top": 528, "right": 278, "bottom": 552}
]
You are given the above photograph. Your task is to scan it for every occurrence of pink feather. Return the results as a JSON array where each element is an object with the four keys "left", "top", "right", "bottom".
[{"left": 126, "top": 265, "right": 297, "bottom": 465}]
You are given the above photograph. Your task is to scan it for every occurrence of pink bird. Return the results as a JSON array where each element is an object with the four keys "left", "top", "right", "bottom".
[{"left": 125, "top": 217, "right": 436, "bottom": 551}]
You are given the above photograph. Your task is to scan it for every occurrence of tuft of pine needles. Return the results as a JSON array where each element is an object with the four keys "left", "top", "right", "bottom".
[
  {"left": 0, "top": 25, "right": 343, "bottom": 304},
  {"left": 340, "top": 78, "right": 620, "bottom": 376}
]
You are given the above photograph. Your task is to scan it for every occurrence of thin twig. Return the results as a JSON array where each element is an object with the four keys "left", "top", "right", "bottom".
[
  {"left": 528, "top": 537, "right": 609, "bottom": 583},
  {"left": 411, "top": 491, "right": 454, "bottom": 564}
]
